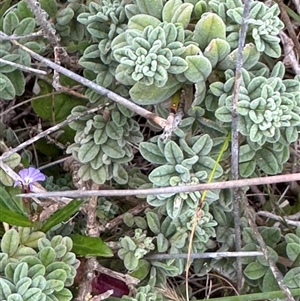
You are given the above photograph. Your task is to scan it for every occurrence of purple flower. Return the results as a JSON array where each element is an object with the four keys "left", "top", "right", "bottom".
[{"left": 14, "top": 167, "right": 46, "bottom": 191}]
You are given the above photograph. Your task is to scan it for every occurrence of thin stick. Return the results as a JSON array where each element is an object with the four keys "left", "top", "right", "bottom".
[
  {"left": 4, "top": 35, "right": 167, "bottom": 129},
  {"left": 17, "top": 172, "right": 300, "bottom": 198},
  {"left": 231, "top": 0, "right": 251, "bottom": 290},
  {"left": 145, "top": 251, "right": 263, "bottom": 260},
  {"left": 0, "top": 58, "right": 47, "bottom": 75}
]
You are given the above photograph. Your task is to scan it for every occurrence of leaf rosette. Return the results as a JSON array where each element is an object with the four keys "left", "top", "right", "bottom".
[{"left": 113, "top": 22, "right": 189, "bottom": 88}]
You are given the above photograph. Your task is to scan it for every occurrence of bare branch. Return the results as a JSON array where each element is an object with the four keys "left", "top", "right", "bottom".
[{"left": 17, "top": 172, "right": 300, "bottom": 198}]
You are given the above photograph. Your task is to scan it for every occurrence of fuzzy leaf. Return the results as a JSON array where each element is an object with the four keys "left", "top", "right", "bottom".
[
  {"left": 1, "top": 228, "right": 20, "bottom": 256},
  {"left": 171, "top": 3, "right": 193, "bottom": 28},
  {"left": 130, "top": 76, "right": 182, "bottom": 105},
  {"left": 193, "top": 13, "right": 226, "bottom": 50},
  {"left": 139, "top": 142, "right": 167, "bottom": 164},
  {"left": 52, "top": 288, "right": 72, "bottom": 301},
  {"left": 192, "top": 134, "right": 213, "bottom": 156},
  {"left": 14, "top": 17, "right": 35, "bottom": 35},
  {"left": 0, "top": 73, "right": 15, "bottom": 100},
  {"left": 244, "top": 262, "right": 267, "bottom": 280},
  {"left": 286, "top": 243, "right": 300, "bottom": 262},
  {"left": 38, "top": 247, "right": 56, "bottom": 267},
  {"left": 16, "top": 277, "right": 32, "bottom": 295},
  {"left": 149, "top": 165, "right": 177, "bottom": 186},
  {"left": 256, "top": 149, "right": 279, "bottom": 175},
  {"left": 162, "top": 0, "right": 182, "bottom": 22},
  {"left": 204, "top": 38, "right": 231, "bottom": 67},
  {"left": 284, "top": 267, "right": 300, "bottom": 288},
  {"left": 124, "top": 252, "right": 139, "bottom": 270},
  {"left": 102, "top": 139, "right": 125, "bottom": 159},
  {"left": 3, "top": 12, "right": 19, "bottom": 34},
  {"left": 136, "top": 0, "right": 164, "bottom": 19},
  {"left": 164, "top": 141, "right": 184, "bottom": 165},
  {"left": 146, "top": 212, "right": 161, "bottom": 235},
  {"left": 56, "top": 7, "right": 74, "bottom": 26},
  {"left": 184, "top": 55, "right": 212, "bottom": 82},
  {"left": 14, "top": 262, "right": 28, "bottom": 284},
  {"left": 78, "top": 141, "right": 100, "bottom": 163},
  {"left": 218, "top": 43, "right": 260, "bottom": 70},
  {"left": 128, "top": 14, "right": 161, "bottom": 31}
]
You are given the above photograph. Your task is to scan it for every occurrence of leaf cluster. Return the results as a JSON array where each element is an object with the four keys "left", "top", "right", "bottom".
[{"left": 0, "top": 228, "right": 80, "bottom": 301}]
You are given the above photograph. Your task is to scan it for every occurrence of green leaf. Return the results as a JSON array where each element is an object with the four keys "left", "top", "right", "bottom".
[
  {"left": 262, "top": 268, "right": 280, "bottom": 292},
  {"left": 14, "top": 262, "right": 29, "bottom": 284},
  {"left": 136, "top": 0, "right": 164, "bottom": 19},
  {"left": 239, "top": 160, "right": 256, "bottom": 177},
  {"left": 171, "top": 3, "right": 193, "bottom": 28},
  {"left": 13, "top": 17, "right": 35, "bottom": 35},
  {"left": 218, "top": 43, "right": 260, "bottom": 70},
  {"left": 215, "top": 106, "right": 232, "bottom": 122},
  {"left": 162, "top": 0, "right": 182, "bottom": 23},
  {"left": 40, "top": 200, "right": 84, "bottom": 233},
  {"left": 0, "top": 204, "right": 32, "bottom": 227},
  {"left": 191, "top": 134, "right": 213, "bottom": 156},
  {"left": 256, "top": 149, "right": 279, "bottom": 175},
  {"left": 156, "top": 233, "right": 169, "bottom": 252},
  {"left": 40, "top": 0, "right": 57, "bottom": 18},
  {"left": 38, "top": 247, "right": 56, "bottom": 267},
  {"left": 204, "top": 38, "right": 231, "bottom": 67},
  {"left": 244, "top": 261, "right": 267, "bottom": 280},
  {"left": 45, "top": 269, "right": 67, "bottom": 283},
  {"left": 16, "top": 277, "right": 32, "bottom": 295},
  {"left": 124, "top": 252, "right": 139, "bottom": 270},
  {"left": 184, "top": 55, "right": 212, "bottom": 82},
  {"left": 113, "top": 164, "right": 128, "bottom": 185},
  {"left": 130, "top": 76, "right": 182, "bottom": 105},
  {"left": 139, "top": 142, "right": 167, "bottom": 164},
  {"left": 56, "top": 7, "right": 74, "bottom": 26},
  {"left": 129, "top": 259, "right": 150, "bottom": 281},
  {"left": 90, "top": 166, "right": 106, "bottom": 184},
  {"left": 21, "top": 287, "right": 42, "bottom": 301},
  {"left": 0, "top": 73, "right": 15, "bottom": 100},
  {"left": 286, "top": 243, "right": 300, "bottom": 262},
  {"left": 1, "top": 228, "right": 20, "bottom": 256},
  {"left": 105, "top": 121, "right": 124, "bottom": 140},
  {"left": 70, "top": 234, "right": 113, "bottom": 257},
  {"left": 260, "top": 228, "right": 281, "bottom": 247},
  {"left": 52, "top": 288, "right": 72, "bottom": 301},
  {"left": 128, "top": 14, "right": 161, "bottom": 31},
  {"left": 78, "top": 141, "right": 100, "bottom": 163},
  {"left": 146, "top": 212, "right": 161, "bottom": 235},
  {"left": 194, "top": 156, "right": 223, "bottom": 178},
  {"left": 193, "top": 13, "right": 226, "bottom": 50},
  {"left": 164, "top": 141, "right": 184, "bottom": 165},
  {"left": 0, "top": 185, "right": 25, "bottom": 213},
  {"left": 31, "top": 80, "right": 87, "bottom": 123},
  {"left": 102, "top": 139, "right": 125, "bottom": 159},
  {"left": 45, "top": 279, "right": 64, "bottom": 292},
  {"left": 257, "top": 246, "right": 278, "bottom": 266},
  {"left": 284, "top": 267, "right": 300, "bottom": 288},
  {"left": 6, "top": 69, "right": 25, "bottom": 96},
  {"left": 239, "top": 145, "right": 256, "bottom": 163},
  {"left": 3, "top": 12, "right": 19, "bottom": 34},
  {"left": 149, "top": 165, "right": 177, "bottom": 186}
]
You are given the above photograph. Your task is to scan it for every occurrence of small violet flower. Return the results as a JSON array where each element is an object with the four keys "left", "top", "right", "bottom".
[{"left": 14, "top": 167, "right": 46, "bottom": 191}]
